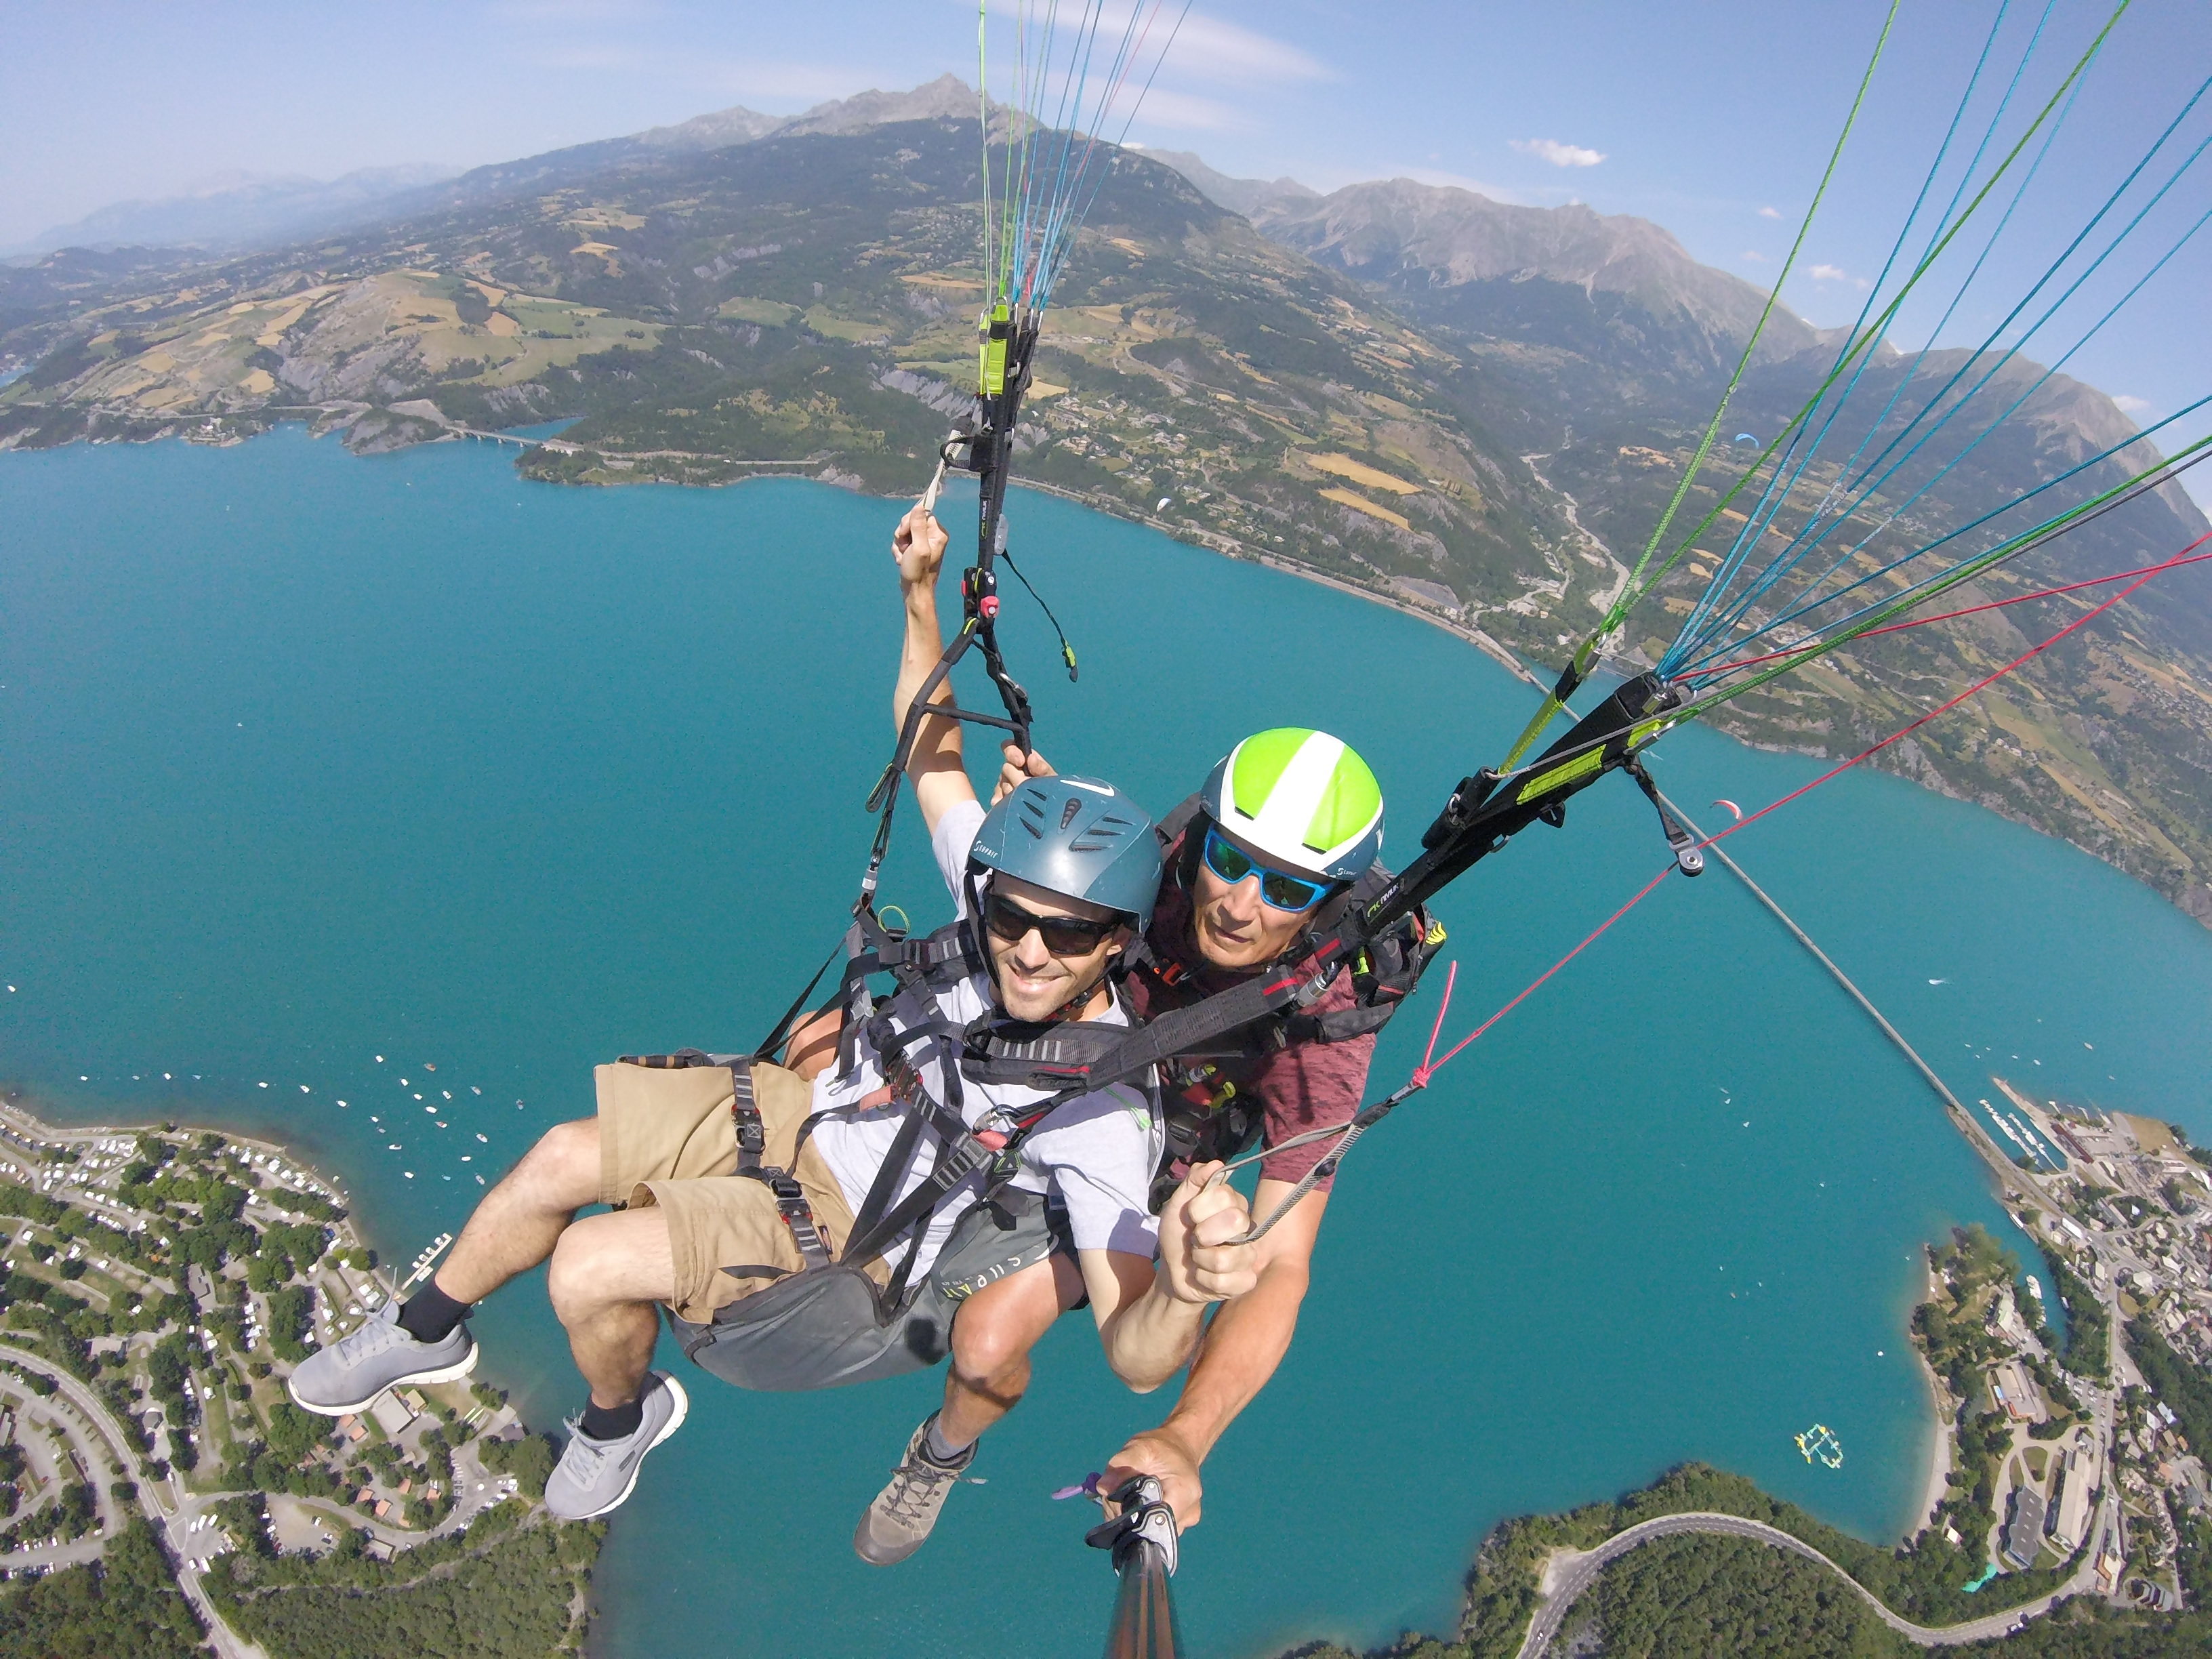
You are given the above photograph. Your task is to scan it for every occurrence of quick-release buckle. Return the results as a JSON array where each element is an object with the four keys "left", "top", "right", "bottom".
[{"left": 972, "top": 1106, "right": 1021, "bottom": 1155}]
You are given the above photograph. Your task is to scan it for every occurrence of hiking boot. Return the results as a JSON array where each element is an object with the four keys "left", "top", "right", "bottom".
[
  {"left": 543, "top": 1372, "right": 689, "bottom": 1521},
  {"left": 287, "top": 1299, "right": 478, "bottom": 1416},
  {"left": 853, "top": 1414, "right": 974, "bottom": 1566}
]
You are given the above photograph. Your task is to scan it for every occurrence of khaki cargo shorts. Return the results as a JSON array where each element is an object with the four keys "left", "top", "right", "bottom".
[{"left": 594, "top": 1059, "right": 869, "bottom": 1326}]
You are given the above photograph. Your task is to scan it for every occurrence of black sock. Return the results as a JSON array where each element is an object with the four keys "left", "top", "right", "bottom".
[
  {"left": 396, "top": 1279, "right": 470, "bottom": 1345},
  {"left": 580, "top": 1395, "right": 644, "bottom": 1441}
]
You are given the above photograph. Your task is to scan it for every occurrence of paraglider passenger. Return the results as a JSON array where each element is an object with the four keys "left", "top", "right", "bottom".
[
  {"left": 287, "top": 502, "right": 1260, "bottom": 1527},
  {"left": 824, "top": 499, "right": 1436, "bottom": 1561}
]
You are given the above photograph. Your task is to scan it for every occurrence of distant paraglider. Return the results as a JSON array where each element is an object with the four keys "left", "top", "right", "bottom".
[
  {"left": 1712, "top": 798, "right": 1745, "bottom": 821},
  {"left": 1734, "top": 432, "right": 1757, "bottom": 443}
]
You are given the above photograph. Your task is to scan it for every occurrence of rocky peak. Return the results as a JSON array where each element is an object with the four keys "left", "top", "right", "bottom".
[
  {"left": 633, "top": 105, "right": 785, "bottom": 152},
  {"left": 1141, "top": 149, "right": 1319, "bottom": 220},
  {"left": 777, "top": 73, "right": 980, "bottom": 137},
  {"left": 1263, "top": 178, "right": 1822, "bottom": 362},
  {"left": 632, "top": 75, "right": 982, "bottom": 157}
]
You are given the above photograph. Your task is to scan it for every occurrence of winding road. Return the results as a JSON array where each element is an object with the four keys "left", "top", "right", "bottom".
[
  {"left": 0, "top": 1343, "right": 263, "bottom": 1659},
  {"left": 1515, "top": 1505, "right": 2112, "bottom": 1658}
]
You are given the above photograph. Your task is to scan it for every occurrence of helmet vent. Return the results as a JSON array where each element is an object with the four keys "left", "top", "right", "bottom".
[
  {"left": 1067, "top": 812, "right": 1136, "bottom": 853},
  {"left": 1059, "top": 798, "right": 1083, "bottom": 830}
]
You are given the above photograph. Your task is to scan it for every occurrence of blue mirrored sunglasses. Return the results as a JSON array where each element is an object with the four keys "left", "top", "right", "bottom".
[{"left": 1201, "top": 825, "right": 1333, "bottom": 912}]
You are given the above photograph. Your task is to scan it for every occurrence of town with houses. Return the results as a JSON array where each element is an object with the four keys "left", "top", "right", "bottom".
[
  {"left": 0, "top": 1093, "right": 577, "bottom": 1656},
  {"left": 1932, "top": 1074, "right": 2212, "bottom": 1616}
]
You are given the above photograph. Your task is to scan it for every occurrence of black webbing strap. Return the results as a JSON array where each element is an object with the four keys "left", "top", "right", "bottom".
[
  {"left": 978, "top": 942, "right": 1349, "bottom": 1100},
  {"left": 834, "top": 1042, "right": 981, "bottom": 1268},
  {"left": 726, "top": 1060, "right": 832, "bottom": 1269},
  {"left": 612, "top": 1048, "right": 836, "bottom": 1268}
]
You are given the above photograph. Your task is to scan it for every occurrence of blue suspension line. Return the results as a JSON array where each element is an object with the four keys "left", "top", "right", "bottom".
[
  {"left": 1689, "top": 115, "right": 2212, "bottom": 668},
  {"left": 1686, "top": 392, "right": 2212, "bottom": 695},
  {"left": 1713, "top": 222, "right": 2212, "bottom": 670},
  {"left": 1672, "top": 73, "right": 2212, "bottom": 670},
  {"left": 1672, "top": 8, "right": 2107, "bottom": 672},
  {"left": 1666, "top": 0, "right": 2034, "bottom": 668},
  {"left": 1683, "top": 387, "right": 2212, "bottom": 686}
]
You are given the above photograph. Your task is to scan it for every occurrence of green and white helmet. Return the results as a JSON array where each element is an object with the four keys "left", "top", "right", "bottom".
[{"left": 1199, "top": 728, "right": 1384, "bottom": 882}]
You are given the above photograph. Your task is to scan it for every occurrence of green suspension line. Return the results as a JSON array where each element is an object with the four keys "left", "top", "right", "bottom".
[
  {"left": 1677, "top": 428, "right": 2212, "bottom": 722},
  {"left": 1623, "top": 0, "right": 2135, "bottom": 651},
  {"left": 1496, "top": 0, "right": 1902, "bottom": 774},
  {"left": 1496, "top": 0, "right": 2134, "bottom": 778}
]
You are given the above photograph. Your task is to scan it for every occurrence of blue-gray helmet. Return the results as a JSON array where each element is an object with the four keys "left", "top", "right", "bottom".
[{"left": 968, "top": 776, "right": 1163, "bottom": 931}]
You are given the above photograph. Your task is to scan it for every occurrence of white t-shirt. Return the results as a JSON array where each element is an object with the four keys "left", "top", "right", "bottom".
[{"left": 808, "top": 797, "right": 1162, "bottom": 1284}]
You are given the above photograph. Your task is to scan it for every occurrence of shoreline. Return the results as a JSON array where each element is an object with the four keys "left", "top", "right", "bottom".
[
  {"left": 0, "top": 1081, "right": 571, "bottom": 1651},
  {"left": 0, "top": 1078, "right": 382, "bottom": 1294},
  {"left": 1002, "top": 473, "right": 1547, "bottom": 689},
  {"left": 1906, "top": 1253, "right": 1955, "bottom": 1545}
]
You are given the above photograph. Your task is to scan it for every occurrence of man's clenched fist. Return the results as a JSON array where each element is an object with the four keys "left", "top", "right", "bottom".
[{"left": 1158, "top": 1161, "right": 1258, "bottom": 1305}]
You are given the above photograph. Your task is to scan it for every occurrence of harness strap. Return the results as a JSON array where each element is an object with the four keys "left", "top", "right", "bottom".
[
  {"left": 726, "top": 1060, "right": 832, "bottom": 1270},
  {"left": 613, "top": 1048, "right": 835, "bottom": 1269}
]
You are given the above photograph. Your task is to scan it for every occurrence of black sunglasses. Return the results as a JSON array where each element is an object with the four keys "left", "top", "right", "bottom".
[
  {"left": 1201, "top": 825, "right": 1334, "bottom": 913},
  {"left": 982, "top": 889, "right": 1122, "bottom": 956}
]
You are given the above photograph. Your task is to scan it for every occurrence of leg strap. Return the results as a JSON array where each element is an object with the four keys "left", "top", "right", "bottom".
[{"left": 729, "top": 1061, "right": 833, "bottom": 1270}]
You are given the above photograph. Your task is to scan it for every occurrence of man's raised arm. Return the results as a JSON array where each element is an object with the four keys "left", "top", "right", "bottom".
[{"left": 889, "top": 504, "right": 977, "bottom": 835}]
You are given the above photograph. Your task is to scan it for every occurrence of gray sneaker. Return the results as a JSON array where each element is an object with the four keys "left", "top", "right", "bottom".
[
  {"left": 287, "top": 1300, "right": 478, "bottom": 1415},
  {"left": 853, "top": 1415, "right": 974, "bottom": 1566},
  {"left": 543, "top": 1372, "right": 689, "bottom": 1521}
]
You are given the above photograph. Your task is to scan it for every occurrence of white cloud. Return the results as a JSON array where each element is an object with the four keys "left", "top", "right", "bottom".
[
  {"left": 708, "top": 60, "right": 903, "bottom": 103},
  {"left": 1153, "top": 12, "right": 1329, "bottom": 85},
  {"left": 511, "top": 43, "right": 891, "bottom": 106},
  {"left": 517, "top": 41, "right": 657, "bottom": 71},
  {"left": 2113, "top": 394, "right": 2152, "bottom": 413},
  {"left": 981, "top": 3, "right": 1321, "bottom": 140},
  {"left": 1120, "top": 86, "right": 1247, "bottom": 133},
  {"left": 1511, "top": 138, "right": 1605, "bottom": 168},
  {"left": 1742, "top": 250, "right": 1768, "bottom": 262},
  {"left": 1758, "top": 205, "right": 1782, "bottom": 219},
  {"left": 983, "top": 3, "right": 1326, "bottom": 89},
  {"left": 1806, "top": 262, "right": 1870, "bottom": 289},
  {"left": 493, "top": 0, "right": 661, "bottom": 19}
]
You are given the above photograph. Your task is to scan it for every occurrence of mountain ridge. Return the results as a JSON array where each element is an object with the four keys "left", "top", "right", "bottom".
[
  {"left": 5, "top": 98, "right": 2210, "bottom": 924},
  {"left": 11, "top": 163, "right": 461, "bottom": 258}
]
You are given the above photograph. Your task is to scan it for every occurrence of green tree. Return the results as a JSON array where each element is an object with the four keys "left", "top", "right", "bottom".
[
  {"left": 264, "top": 1286, "right": 312, "bottom": 1362},
  {"left": 478, "top": 1433, "right": 555, "bottom": 1502},
  {"left": 0, "top": 1519, "right": 204, "bottom": 1658}
]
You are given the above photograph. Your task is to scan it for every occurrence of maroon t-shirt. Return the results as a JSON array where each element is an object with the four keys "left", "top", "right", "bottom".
[{"left": 1125, "top": 876, "right": 1377, "bottom": 1191}]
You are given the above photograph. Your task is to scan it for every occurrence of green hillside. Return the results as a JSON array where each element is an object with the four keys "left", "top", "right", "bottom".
[{"left": 4, "top": 116, "right": 2211, "bottom": 921}]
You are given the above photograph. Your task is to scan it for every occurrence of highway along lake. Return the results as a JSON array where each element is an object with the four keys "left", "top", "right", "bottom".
[{"left": 5, "top": 426, "right": 2211, "bottom": 1657}]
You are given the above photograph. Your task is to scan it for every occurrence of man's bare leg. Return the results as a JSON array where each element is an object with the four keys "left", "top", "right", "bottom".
[
  {"left": 937, "top": 1252, "right": 1085, "bottom": 1449},
  {"left": 537, "top": 1204, "right": 689, "bottom": 1522},
  {"left": 289, "top": 1117, "right": 605, "bottom": 1415},
  {"left": 544, "top": 1207, "right": 677, "bottom": 1408},
  {"left": 430, "top": 1117, "right": 602, "bottom": 1303},
  {"left": 855, "top": 1250, "right": 1084, "bottom": 1565}
]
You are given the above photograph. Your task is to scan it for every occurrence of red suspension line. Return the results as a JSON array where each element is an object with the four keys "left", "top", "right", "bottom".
[
  {"left": 1685, "top": 536, "right": 2212, "bottom": 683},
  {"left": 1413, "top": 532, "right": 2211, "bottom": 1082}
]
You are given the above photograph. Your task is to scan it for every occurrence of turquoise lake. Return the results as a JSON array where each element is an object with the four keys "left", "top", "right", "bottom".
[{"left": 5, "top": 426, "right": 2212, "bottom": 1656}]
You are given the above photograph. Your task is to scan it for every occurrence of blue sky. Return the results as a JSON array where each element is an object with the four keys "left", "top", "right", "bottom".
[{"left": 5, "top": 0, "right": 2207, "bottom": 506}]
